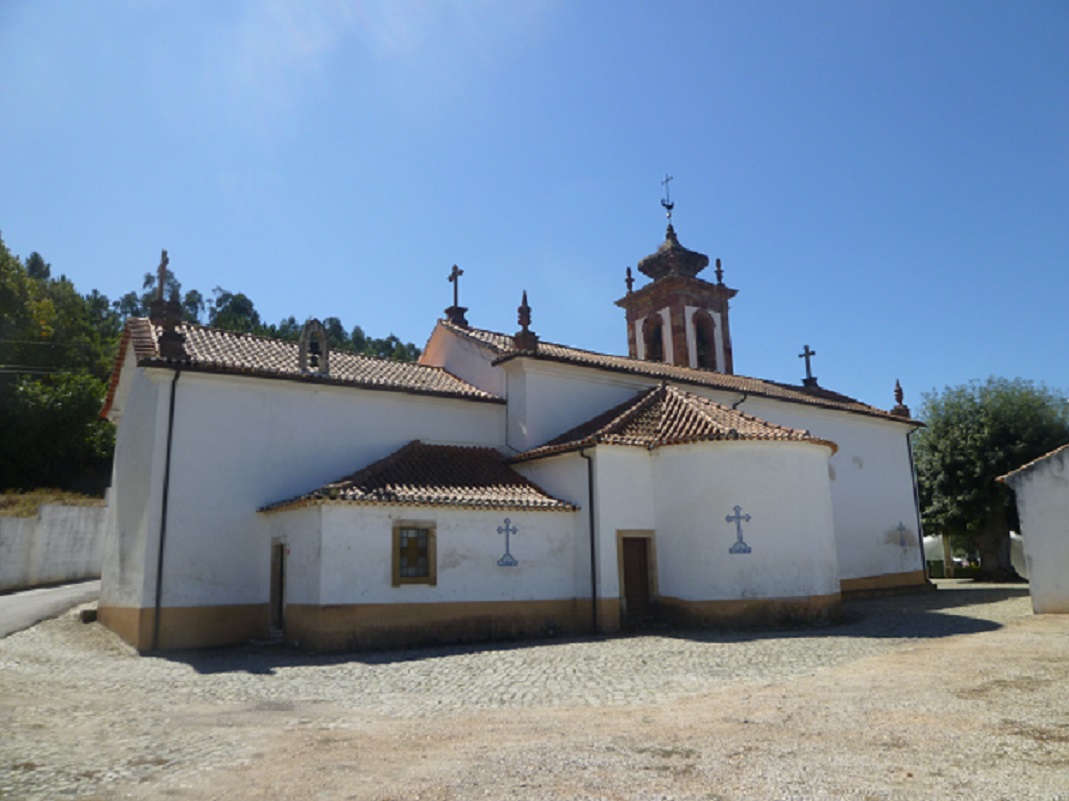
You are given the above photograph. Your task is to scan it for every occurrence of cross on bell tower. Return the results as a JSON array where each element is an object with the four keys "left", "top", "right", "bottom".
[{"left": 616, "top": 178, "right": 738, "bottom": 373}]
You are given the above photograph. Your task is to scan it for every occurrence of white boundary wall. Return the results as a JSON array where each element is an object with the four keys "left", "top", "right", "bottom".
[{"left": 0, "top": 503, "right": 107, "bottom": 591}]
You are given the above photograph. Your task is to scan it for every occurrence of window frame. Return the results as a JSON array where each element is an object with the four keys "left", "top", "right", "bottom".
[{"left": 391, "top": 520, "right": 437, "bottom": 587}]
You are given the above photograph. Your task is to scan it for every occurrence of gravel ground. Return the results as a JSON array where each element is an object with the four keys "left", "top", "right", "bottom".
[{"left": 1, "top": 580, "right": 1067, "bottom": 800}]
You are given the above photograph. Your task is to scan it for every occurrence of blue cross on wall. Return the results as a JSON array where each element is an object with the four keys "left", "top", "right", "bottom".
[
  {"left": 726, "top": 505, "right": 752, "bottom": 554},
  {"left": 497, "top": 518, "right": 518, "bottom": 567}
]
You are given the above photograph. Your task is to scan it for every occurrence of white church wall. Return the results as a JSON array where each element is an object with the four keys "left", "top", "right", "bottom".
[
  {"left": 651, "top": 441, "right": 840, "bottom": 603},
  {"left": 501, "top": 360, "right": 651, "bottom": 451},
  {"left": 1004, "top": 447, "right": 1069, "bottom": 613},
  {"left": 100, "top": 367, "right": 168, "bottom": 610},
  {"left": 314, "top": 504, "right": 581, "bottom": 605},
  {"left": 262, "top": 505, "right": 322, "bottom": 606},
  {"left": 589, "top": 446, "right": 657, "bottom": 602},
  {"left": 148, "top": 371, "right": 505, "bottom": 610},
  {"left": 726, "top": 397, "right": 923, "bottom": 588},
  {"left": 420, "top": 323, "right": 507, "bottom": 398},
  {"left": 511, "top": 453, "right": 596, "bottom": 600}
]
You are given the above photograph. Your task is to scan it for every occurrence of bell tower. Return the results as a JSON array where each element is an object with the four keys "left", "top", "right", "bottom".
[{"left": 616, "top": 183, "right": 737, "bottom": 373}]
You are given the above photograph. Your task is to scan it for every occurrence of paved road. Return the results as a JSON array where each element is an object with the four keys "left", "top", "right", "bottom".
[{"left": 0, "top": 580, "right": 100, "bottom": 638}]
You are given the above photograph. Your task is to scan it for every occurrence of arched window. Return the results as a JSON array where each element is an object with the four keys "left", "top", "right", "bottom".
[
  {"left": 642, "top": 314, "right": 664, "bottom": 362},
  {"left": 299, "top": 319, "right": 330, "bottom": 375},
  {"left": 693, "top": 310, "right": 717, "bottom": 370}
]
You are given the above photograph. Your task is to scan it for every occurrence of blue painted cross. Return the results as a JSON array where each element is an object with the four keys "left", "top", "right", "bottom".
[
  {"left": 726, "top": 505, "right": 752, "bottom": 554},
  {"left": 497, "top": 518, "right": 518, "bottom": 567},
  {"left": 896, "top": 522, "right": 908, "bottom": 548}
]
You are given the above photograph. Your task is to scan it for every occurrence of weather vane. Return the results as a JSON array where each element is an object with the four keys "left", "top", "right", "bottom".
[{"left": 660, "top": 174, "right": 674, "bottom": 222}]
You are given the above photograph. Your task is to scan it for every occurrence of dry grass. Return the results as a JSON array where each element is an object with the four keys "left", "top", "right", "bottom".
[{"left": 0, "top": 489, "right": 105, "bottom": 518}]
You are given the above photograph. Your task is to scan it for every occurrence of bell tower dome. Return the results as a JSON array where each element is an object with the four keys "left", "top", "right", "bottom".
[{"left": 616, "top": 203, "right": 738, "bottom": 373}]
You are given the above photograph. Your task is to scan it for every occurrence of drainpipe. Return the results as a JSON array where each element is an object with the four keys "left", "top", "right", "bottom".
[
  {"left": 579, "top": 448, "right": 597, "bottom": 632},
  {"left": 152, "top": 368, "right": 181, "bottom": 651},
  {"left": 906, "top": 428, "right": 928, "bottom": 580}
]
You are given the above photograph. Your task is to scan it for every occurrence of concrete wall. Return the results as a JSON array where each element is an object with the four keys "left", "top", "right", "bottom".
[{"left": 0, "top": 503, "right": 107, "bottom": 591}]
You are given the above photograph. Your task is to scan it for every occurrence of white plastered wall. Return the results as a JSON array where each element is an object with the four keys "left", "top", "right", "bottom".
[
  {"left": 735, "top": 397, "right": 921, "bottom": 582},
  {"left": 415, "top": 325, "right": 921, "bottom": 586},
  {"left": 265, "top": 504, "right": 583, "bottom": 606},
  {"left": 1005, "top": 449, "right": 1069, "bottom": 613},
  {"left": 513, "top": 454, "right": 595, "bottom": 599},
  {"left": 650, "top": 441, "right": 840, "bottom": 601},
  {"left": 117, "top": 369, "right": 505, "bottom": 610},
  {"left": 419, "top": 322, "right": 506, "bottom": 398},
  {"left": 100, "top": 367, "right": 168, "bottom": 608},
  {"left": 500, "top": 360, "right": 651, "bottom": 452}
]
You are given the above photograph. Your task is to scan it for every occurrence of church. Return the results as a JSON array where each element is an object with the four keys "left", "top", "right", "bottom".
[{"left": 98, "top": 216, "right": 926, "bottom": 652}]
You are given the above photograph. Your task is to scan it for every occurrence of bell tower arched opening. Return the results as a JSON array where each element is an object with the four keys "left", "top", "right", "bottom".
[
  {"left": 693, "top": 309, "right": 717, "bottom": 370},
  {"left": 642, "top": 314, "right": 665, "bottom": 362}
]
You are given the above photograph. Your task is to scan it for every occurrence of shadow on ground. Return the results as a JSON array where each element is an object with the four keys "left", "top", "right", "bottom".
[{"left": 158, "top": 581, "right": 1031, "bottom": 675}]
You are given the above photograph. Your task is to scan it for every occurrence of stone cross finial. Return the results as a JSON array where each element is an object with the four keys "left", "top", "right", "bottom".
[
  {"left": 799, "top": 344, "right": 818, "bottom": 387},
  {"left": 625, "top": 266, "right": 634, "bottom": 293},
  {"left": 443, "top": 264, "right": 469, "bottom": 327},
  {"left": 715, "top": 257, "right": 723, "bottom": 285},
  {"left": 448, "top": 264, "right": 463, "bottom": 307}
]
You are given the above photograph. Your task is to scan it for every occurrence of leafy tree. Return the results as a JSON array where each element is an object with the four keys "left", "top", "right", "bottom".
[
  {"left": 322, "top": 316, "right": 349, "bottom": 351},
  {"left": 25, "top": 251, "right": 51, "bottom": 280},
  {"left": 0, "top": 234, "right": 119, "bottom": 493},
  {"left": 914, "top": 377, "right": 1069, "bottom": 580},
  {"left": 350, "top": 324, "right": 367, "bottom": 353},
  {"left": 208, "top": 287, "right": 261, "bottom": 333},
  {"left": 182, "top": 289, "right": 205, "bottom": 324},
  {"left": 0, "top": 373, "right": 114, "bottom": 492}
]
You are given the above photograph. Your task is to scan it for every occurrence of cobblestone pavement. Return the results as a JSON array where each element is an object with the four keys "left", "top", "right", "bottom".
[{"left": 0, "top": 581, "right": 1062, "bottom": 800}]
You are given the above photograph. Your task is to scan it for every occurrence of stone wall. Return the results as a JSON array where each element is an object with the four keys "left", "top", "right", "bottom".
[{"left": 0, "top": 504, "right": 106, "bottom": 592}]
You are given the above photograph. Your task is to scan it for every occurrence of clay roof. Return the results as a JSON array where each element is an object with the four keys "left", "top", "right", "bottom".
[
  {"left": 102, "top": 318, "right": 501, "bottom": 417},
  {"left": 440, "top": 320, "right": 919, "bottom": 425},
  {"left": 997, "top": 441, "right": 1069, "bottom": 484},
  {"left": 512, "top": 384, "right": 836, "bottom": 461},
  {"left": 261, "top": 441, "right": 577, "bottom": 513}
]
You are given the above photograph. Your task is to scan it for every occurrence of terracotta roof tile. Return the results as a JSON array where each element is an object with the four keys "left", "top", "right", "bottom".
[
  {"left": 441, "top": 321, "right": 919, "bottom": 424},
  {"left": 512, "top": 383, "right": 836, "bottom": 461},
  {"left": 997, "top": 441, "right": 1069, "bottom": 484},
  {"left": 261, "top": 441, "right": 577, "bottom": 512},
  {"left": 104, "top": 318, "right": 501, "bottom": 409}
]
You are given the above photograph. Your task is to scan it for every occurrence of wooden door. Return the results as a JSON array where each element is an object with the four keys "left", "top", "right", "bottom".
[{"left": 621, "top": 537, "right": 652, "bottom": 622}]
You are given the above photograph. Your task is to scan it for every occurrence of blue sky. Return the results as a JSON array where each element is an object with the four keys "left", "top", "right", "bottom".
[{"left": 2, "top": 1, "right": 1066, "bottom": 412}]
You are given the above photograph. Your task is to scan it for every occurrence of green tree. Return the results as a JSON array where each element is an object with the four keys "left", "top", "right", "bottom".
[
  {"left": 208, "top": 287, "right": 261, "bottom": 333},
  {"left": 25, "top": 251, "right": 51, "bottom": 280},
  {"left": 0, "top": 234, "right": 119, "bottom": 493},
  {"left": 914, "top": 377, "right": 1069, "bottom": 580},
  {"left": 0, "top": 373, "right": 114, "bottom": 492}
]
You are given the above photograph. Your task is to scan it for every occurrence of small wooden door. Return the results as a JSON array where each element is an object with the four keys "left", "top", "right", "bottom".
[
  {"left": 621, "top": 537, "right": 652, "bottom": 622},
  {"left": 270, "top": 543, "right": 286, "bottom": 634}
]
